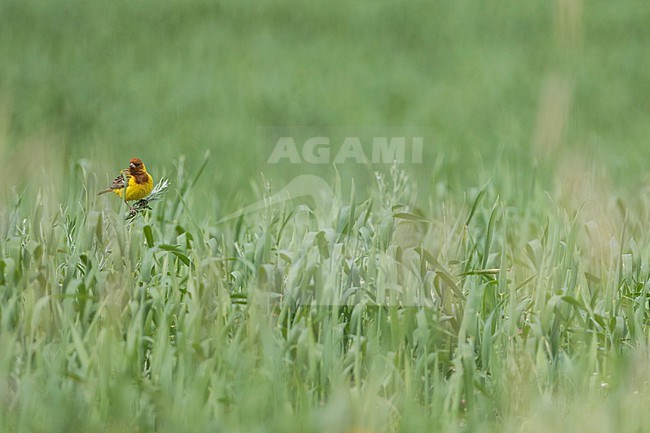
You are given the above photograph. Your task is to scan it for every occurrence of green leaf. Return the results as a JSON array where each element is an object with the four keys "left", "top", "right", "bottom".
[
  {"left": 466, "top": 184, "right": 488, "bottom": 226},
  {"left": 158, "top": 244, "right": 191, "bottom": 267},
  {"left": 143, "top": 225, "right": 154, "bottom": 248}
]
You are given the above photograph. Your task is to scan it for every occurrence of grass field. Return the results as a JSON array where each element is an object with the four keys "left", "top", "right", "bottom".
[{"left": 1, "top": 1, "right": 650, "bottom": 432}]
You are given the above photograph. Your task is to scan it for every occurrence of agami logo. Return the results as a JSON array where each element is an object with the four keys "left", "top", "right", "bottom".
[{"left": 267, "top": 136, "right": 424, "bottom": 164}]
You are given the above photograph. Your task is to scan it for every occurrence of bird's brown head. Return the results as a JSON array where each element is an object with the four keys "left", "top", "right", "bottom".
[{"left": 129, "top": 157, "right": 146, "bottom": 175}]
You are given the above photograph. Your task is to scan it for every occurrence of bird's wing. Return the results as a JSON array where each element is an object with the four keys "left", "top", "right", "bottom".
[{"left": 109, "top": 169, "right": 129, "bottom": 190}]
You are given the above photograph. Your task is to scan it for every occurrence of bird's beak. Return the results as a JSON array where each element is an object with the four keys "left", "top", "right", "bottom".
[{"left": 130, "top": 163, "right": 136, "bottom": 169}]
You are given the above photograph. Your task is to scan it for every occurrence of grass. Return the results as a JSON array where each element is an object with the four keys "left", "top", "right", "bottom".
[
  {"left": 1, "top": 0, "right": 650, "bottom": 432},
  {"left": 1, "top": 157, "right": 650, "bottom": 432}
]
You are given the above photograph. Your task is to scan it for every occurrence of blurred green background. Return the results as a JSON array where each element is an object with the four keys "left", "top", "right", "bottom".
[
  {"left": 1, "top": 3, "right": 650, "bottom": 431},
  {"left": 0, "top": 0, "right": 649, "bottom": 215}
]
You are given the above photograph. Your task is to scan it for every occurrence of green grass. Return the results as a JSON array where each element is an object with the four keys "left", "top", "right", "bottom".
[{"left": 2, "top": 1, "right": 650, "bottom": 432}]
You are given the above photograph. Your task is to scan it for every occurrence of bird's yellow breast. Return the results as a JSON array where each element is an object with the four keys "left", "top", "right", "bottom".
[{"left": 114, "top": 174, "right": 154, "bottom": 201}]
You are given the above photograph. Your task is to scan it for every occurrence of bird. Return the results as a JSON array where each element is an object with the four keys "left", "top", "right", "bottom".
[{"left": 98, "top": 157, "right": 154, "bottom": 202}]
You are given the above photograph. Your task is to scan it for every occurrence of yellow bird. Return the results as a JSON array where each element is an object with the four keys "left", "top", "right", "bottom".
[{"left": 98, "top": 157, "right": 154, "bottom": 201}]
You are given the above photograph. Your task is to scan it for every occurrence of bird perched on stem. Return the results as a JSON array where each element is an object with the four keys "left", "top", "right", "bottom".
[{"left": 98, "top": 157, "right": 154, "bottom": 202}]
